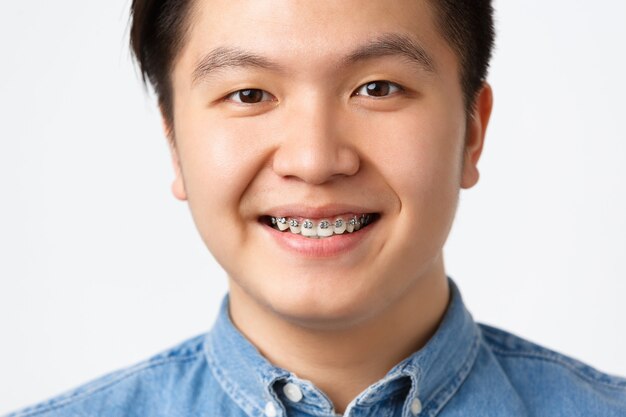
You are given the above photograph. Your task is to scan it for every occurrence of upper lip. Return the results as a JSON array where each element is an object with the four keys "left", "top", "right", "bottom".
[{"left": 262, "top": 204, "right": 380, "bottom": 219}]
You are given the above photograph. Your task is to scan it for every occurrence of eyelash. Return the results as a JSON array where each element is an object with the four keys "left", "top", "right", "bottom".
[
  {"left": 352, "top": 81, "right": 403, "bottom": 98},
  {"left": 224, "top": 80, "right": 404, "bottom": 104},
  {"left": 225, "top": 89, "right": 275, "bottom": 104}
]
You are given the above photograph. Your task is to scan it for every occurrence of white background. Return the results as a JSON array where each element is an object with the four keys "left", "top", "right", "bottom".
[{"left": 1, "top": 0, "right": 625, "bottom": 413}]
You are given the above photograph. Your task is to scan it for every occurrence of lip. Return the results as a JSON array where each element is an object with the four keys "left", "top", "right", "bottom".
[
  {"left": 262, "top": 203, "right": 378, "bottom": 220},
  {"left": 259, "top": 204, "right": 380, "bottom": 258}
]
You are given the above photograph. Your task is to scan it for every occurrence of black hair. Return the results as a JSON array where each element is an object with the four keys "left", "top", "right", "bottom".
[
  {"left": 129, "top": 0, "right": 495, "bottom": 132},
  {"left": 130, "top": 0, "right": 193, "bottom": 133},
  {"left": 425, "top": 0, "right": 495, "bottom": 112}
]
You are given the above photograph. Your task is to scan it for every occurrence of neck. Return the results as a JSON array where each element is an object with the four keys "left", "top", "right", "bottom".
[{"left": 227, "top": 260, "right": 450, "bottom": 414}]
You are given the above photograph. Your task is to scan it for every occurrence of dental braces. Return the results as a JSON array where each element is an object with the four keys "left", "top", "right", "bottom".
[{"left": 269, "top": 214, "right": 374, "bottom": 238}]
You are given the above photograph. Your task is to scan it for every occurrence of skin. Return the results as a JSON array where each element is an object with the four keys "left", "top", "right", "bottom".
[{"left": 166, "top": 0, "right": 492, "bottom": 413}]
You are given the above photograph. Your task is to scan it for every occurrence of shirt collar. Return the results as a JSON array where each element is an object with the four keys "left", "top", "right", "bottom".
[{"left": 204, "top": 278, "right": 481, "bottom": 417}]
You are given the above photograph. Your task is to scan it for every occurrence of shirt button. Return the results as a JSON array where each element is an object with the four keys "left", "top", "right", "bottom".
[
  {"left": 264, "top": 401, "right": 278, "bottom": 417},
  {"left": 283, "top": 382, "right": 303, "bottom": 402},
  {"left": 410, "top": 397, "right": 422, "bottom": 415}
]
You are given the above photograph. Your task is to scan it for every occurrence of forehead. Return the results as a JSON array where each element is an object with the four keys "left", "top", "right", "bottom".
[{"left": 175, "top": 0, "right": 456, "bottom": 79}]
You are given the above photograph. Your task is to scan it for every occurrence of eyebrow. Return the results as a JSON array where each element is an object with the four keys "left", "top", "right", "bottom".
[
  {"left": 343, "top": 33, "right": 436, "bottom": 73},
  {"left": 191, "top": 33, "right": 435, "bottom": 86},
  {"left": 191, "top": 47, "right": 284, "bottom": 85}
]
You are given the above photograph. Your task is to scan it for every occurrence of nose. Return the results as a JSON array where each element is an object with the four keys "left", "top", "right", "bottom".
[{"left": 271, "top": 98, "right": 360, "bottom": 185}]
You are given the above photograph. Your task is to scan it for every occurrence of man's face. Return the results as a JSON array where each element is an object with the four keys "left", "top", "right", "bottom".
[{"left": 168, "top": 0, "right": 490, "bottom": 328}]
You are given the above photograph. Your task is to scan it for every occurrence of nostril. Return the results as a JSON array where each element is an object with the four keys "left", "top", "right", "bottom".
[{"left": 271, "top": 138, "right": 360, "bottom": 185}]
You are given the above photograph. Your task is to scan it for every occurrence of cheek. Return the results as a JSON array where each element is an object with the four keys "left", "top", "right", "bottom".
[
  {"left": 361, "top": 106, "right": 466, "bottom": 206},
  {"left": 176, "top": 112, "right": 269, "bottom": 210},
  {"left": 173, "top": 108, "right": 273, "bottom": 258},
  {"left": 356, "top": 104, "right": 466, "bottom": 277}
]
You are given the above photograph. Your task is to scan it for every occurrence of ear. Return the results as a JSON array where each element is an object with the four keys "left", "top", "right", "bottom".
[
  {"left": 159, "top": 106, "right": 187, "bottom": 201},
  {"left": 169, "top": 142, "right": 188, "bottom": 201},
  {"left": 461, "top": 82, "right": 493, "bottom": 189}
]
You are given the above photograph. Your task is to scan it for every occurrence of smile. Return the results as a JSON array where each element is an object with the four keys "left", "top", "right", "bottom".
[{"left": 262, "top": 214, "right": 379, "bottom": 239}]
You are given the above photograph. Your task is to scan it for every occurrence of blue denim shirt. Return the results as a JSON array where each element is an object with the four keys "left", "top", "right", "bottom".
[{"left": 6, "top": 279, "right": 626, "bottom": 417}]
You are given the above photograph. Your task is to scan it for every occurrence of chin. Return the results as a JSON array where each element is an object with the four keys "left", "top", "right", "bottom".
[{"left": 262, "top": 281, "right": 384, "bottom": 330}]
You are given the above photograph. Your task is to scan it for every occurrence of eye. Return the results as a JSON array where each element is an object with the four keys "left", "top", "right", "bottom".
[
  {"left": 226, "top": 88, "right": 275, "bottom": 104},
  {"left": 353, "top": 81, "right": 402, "bottom": 98}
]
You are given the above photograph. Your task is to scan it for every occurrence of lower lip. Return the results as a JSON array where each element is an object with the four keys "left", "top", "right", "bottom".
[{"left": 262, "top": 221, "right": 377, "bottom": 258}]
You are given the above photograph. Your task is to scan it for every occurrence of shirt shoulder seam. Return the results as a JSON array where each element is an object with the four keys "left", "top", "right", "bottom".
[
  {"left": 489, "top": 347, "right": 626, "bottom": 390},
  {"left": 12, "top": 352, "right": 203, "bottom": 417},
  {"left": 480, "top": 324, "right": 626, "bottom": 391}
]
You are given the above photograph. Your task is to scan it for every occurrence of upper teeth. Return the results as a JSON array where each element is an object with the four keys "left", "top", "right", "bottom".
[
  {"left": 276, "top": 217, "right": 289, "bottom": 231},
  {"left": 269, "top": 215, "right": 373, "bottom": 238}
]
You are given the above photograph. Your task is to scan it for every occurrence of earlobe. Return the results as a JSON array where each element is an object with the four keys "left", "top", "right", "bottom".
[
  {"left": 159, "top": 105, "right": 187, "bottom": 201},
  {"left": 461, "top": 82, "right": 493, "bottom": 189},
  {"left": 170, "top": 147, "right": 188, "bottom": 201}
]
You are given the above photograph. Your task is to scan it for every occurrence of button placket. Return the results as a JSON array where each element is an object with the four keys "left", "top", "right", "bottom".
[
  {"left": 410, "top": 397, "right": 422, "bottom": 415},
  {"left": 283, "top": 382, "right": 304, "bottom": 403}
]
